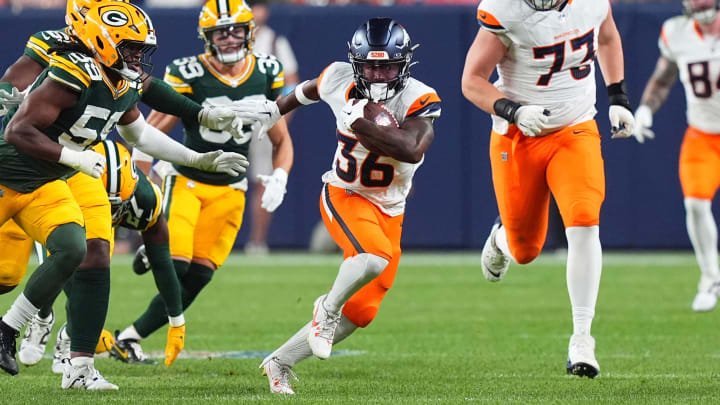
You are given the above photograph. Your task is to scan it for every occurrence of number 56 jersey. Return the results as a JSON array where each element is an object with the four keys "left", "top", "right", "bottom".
[
  {"left": 477, "top": 0, "right": 609, "bottom": 133},
  {"left": 659, "top": 16, "right": 720, "bottom": 134},
  {"left": 317, "top": 62, "right": 441, "bottom": 217}
]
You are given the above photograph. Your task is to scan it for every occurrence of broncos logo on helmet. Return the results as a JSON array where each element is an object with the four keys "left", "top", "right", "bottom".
[
  {"left": 198, "top": 0, "right": 255, "bottom": 65},
  {"left": 683, "top": 0, "right": 720, "bottom": 24},
  {"left": 71, "top": 1, "right": 156, "bottom": 82},
  {"left": 348, "top": 18, "right": 418, "bottom": 103},
  {"left": 93, "top": 140, "right": 138, "bottom": 224}
]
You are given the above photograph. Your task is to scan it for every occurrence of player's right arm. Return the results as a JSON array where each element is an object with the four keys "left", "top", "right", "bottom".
[
  {"left": 639, "top": 56, "right": 679, "bottom": 113},
  {"left": 0, "top": 55, "right": 45, "bottom": 92},
  {"left": 461, "top": 23, "right": 549, "bottom": 137}
]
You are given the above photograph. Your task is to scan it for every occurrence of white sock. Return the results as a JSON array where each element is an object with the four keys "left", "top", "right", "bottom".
[
  {"left": 118, "top": 326, "right": 142, "bottom": 341},
  {"left": 684, "top": 197, "right": 720, "bottom": 291},
  {"left": 60, "top": 324, "right": 70, "bottom": 340},
  {"left": 324, "top": 253, "right": 389, "bottom": 313},
  {"left": 274, "top": 321, "right": 313, "bottom": 367},
  {"left": 70, "top": 355, "right": 94, "bottom": 367},
  {"left": 494, "top": 225, "right": 515, "bottom": 262},
  {"left": 274, "top": 315, "right": 359, "bottom": 367},
  {"left": 566, "top": 226, "right": 602, "bottom": 336},
  {"left": 2, "top": 293, "right": 39, "bottom": 331}
]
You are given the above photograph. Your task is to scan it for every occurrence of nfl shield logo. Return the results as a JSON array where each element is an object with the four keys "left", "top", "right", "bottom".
[{"left": 501, "top": 152, "right": 509, "bottom": 162}]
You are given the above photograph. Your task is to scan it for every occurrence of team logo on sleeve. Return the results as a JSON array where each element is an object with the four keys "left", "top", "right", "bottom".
[{"left": 101, "top": 10, "right": 130, "bottom": 27}]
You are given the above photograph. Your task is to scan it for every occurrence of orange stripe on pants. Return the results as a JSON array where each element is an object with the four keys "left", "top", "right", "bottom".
[
  {"left": 319, "top": 184, "right": 403, "bottom": 327},
  {"left": 489, "top": 120, "right": 605, "bottom": 264}
]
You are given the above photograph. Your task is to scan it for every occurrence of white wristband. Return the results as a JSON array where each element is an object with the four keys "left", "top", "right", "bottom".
[
  {"left": 294, "top": 80, "right": 318, "bottom": 105},
  {"left": 168, "top": 314, "right": 185, "bottom": 327}
]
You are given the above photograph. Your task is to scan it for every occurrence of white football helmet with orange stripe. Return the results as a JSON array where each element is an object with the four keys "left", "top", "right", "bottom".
[
  {"left": 198, "top": 0, "right": 255, "bottom": 64},
  {"left": 524, "top": 0, "right": 565, "bottom": 11},
  {"left": 683, "top": 0, "right": 719, "bottom": 24}
]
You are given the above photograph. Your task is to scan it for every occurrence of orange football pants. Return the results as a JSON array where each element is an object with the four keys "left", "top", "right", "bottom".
[
  {"left": 679, "top": 126, "right": 720, "bottom": 199},
  {"left": 489, "top": 120, "right": 605, "bottom": 264},
  {"left": 320, "top": 184, "right": 403, "bottom": 327}
]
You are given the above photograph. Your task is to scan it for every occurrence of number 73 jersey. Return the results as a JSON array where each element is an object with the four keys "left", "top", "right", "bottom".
[
  {"left": 477, "top": 0, "right": 609, "bottom": 132},
  {"left": 317, "top": 62, "right": 441, "bottom": 217},
  {"left": 660, "top": 16, "right": 720, "bottom": 134}
]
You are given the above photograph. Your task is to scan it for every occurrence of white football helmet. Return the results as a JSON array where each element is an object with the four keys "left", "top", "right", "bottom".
[
  {"left": 524, "top": 0, "right": 564, "bottom": 11},
  {"left": 683, "top": 0, "right": 719, "bottom": 24}
]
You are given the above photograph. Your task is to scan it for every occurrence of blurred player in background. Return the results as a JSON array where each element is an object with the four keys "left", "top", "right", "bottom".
[
  {"left": 239, "top": 17, "right": 441, "bottom": 394},
  {"left": 115, "top": 0, "right": 293, "bottom": 358},
  {"left": 462, "top": 0, "right": 634, "bottom": 378},
  {"left": 632, "top": 0, "right": 720, "bottom": 312},
  {"left": 244, "top": 0, "right": 299, "bottom": 255}
]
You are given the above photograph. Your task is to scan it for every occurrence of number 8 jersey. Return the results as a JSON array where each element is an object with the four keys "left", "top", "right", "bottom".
[
  {"left": 477, "top": 0, "right": 609, "bottom": 133},
  {"left": 659, "top": 15, "right": 720, "bottom": 134},
  {"left": 318, "top": 62, "right": 441, "bottom": 217}
]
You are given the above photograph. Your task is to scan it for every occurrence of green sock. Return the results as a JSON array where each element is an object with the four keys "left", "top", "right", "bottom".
[
  {"left": 23, "top": 223, "right": 85, "bottom": 307},
  {"left": 146, "top": 242, "right": 183, "bottom": 317},
  {"left": 133, "top": 260, "right": 189, "bottom": 338},
  {"left": 68, "top": 268, "right": 110, "bottom": 353}
]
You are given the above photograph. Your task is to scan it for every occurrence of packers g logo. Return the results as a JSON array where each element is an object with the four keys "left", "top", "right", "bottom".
[{"left": 101, "top": 10, "right": 129, "bottom": 27}]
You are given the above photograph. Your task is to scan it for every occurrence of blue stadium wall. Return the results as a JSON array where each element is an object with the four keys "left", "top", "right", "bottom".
[{"left": 0, "top": 3, "right": 701, "bottom": 249}]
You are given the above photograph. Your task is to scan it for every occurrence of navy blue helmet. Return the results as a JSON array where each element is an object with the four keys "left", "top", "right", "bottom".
[{"left": 348, "top": 18, "right": 418, "bottom": 102}]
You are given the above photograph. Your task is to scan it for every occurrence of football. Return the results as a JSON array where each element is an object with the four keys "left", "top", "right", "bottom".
[{"left": 364, "top": 101, "right": 399, "bottom": 128}]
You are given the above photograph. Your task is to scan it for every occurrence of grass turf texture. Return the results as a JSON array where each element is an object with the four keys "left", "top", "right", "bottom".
[{"left": 0, "top": 252, "right": 718, "bottom": 404}]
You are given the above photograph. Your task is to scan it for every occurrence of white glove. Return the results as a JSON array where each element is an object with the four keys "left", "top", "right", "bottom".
[
  {"left": 257, "top": 168, "right": 288, "bottom": 213},
  {"left": 341, "top": 98, "right": 368, "bottom": 132},
  {"left": 609, "top": 105, "right": 635, "bottom": 139},
  {"left": 58, "top": 147, "right": 106, "bottom": 178},
  {"left": 230, "top": 99, "right": 282, "bottom": 139},
  {"left": 198, "top": 106, "right": 245, "bottom": 140},
  {"left": 515, "top": 105, "right": 550, "bottom": 137},
  {"left": 0, "top": 86, "right": 24, "bottom": 112},
  {"left": 632, "top": 104, "right": 654, "bottom": 144},
  {"left": 188, "top": 150, "right": 249, "bottom": 176}
]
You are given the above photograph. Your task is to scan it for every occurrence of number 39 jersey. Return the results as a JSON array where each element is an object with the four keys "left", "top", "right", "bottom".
[
  {"left": 317, "top": 62, "right": 441, "bottom": 217},
  {"left": 477, "top": 0, "right": 609, "bottom": 133},
  {"left": 659, "top": 16, "right": 720, "bottom": 134},
  {"left": 163, "top": 52, "right": 284, "bottom": 186},
  {"left": 0, "top": 50, "right": 141, "bottom": 193}
]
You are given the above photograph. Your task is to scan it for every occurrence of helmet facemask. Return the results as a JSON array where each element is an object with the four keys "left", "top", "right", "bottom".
[
  {"left": 684, "top": 0, "right": 720, "bottom": 24},
  {"left": 112, "top": 40, "right": 156, "bottom": 82},
  {"left": 523, "top": 0, "right": 564, "bottom": 11},
  {"left": 350, "top": 57, "right": 412, "bottom": 103},
  {"left": 202, "top": 23, "right": 251, "bottom": 64}
]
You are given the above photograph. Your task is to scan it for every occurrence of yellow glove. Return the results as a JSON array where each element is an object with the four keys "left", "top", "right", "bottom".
[
  {"left": 165, "top": 324, "right": 186, "bottom": 367},
  {"left": 95, "top": 329, "right": 116, "bottom": 354}
]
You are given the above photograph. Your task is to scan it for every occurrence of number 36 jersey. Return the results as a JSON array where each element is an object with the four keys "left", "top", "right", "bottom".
[
  {"left": 163, "top": 52, "right": 284, "bottom": 186},
  {"left": 317, "top": 62, "right": 441, "bottom": 217},
  {"left": 477, "top": 0, "right": 609, "bottom": 133},
  {"left": 659, "top": 16, "right": 720, "bottom": 134}
]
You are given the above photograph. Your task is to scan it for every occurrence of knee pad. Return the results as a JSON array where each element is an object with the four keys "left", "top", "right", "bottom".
[
  {"left": 511, "top": 245, "right": 542, "bottom": 265},
  {"left": 566, "top": 199, "right": 600, "bottom": 227},
  {"left": 46, "top": 223, "right": 87, "bottom": 270}
]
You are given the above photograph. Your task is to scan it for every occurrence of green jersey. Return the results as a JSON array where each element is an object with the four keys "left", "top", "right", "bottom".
[
  {"left": 24, "top": 28, "right": 71, "bottom": 68},
  {"left": 164, "top": 52, "right": 284, "bottom": 185},
  {"left": 0, "top": 50, "right": 142, "bottom": 193},
  {"left": 116, "top": 170, "right": 163, "bottom": 231}
]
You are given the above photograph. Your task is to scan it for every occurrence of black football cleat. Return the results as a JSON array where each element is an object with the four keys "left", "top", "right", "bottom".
[
  {"left": 132, "top": 244, "right": 152, "bottom": 275},
  {"left": 0, "top": 319, "right": 20, "bottom": 376}
]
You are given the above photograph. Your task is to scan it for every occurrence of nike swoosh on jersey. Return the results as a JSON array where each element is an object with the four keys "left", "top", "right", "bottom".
[{"left": 419, "top": 96, "right": 431, "bottom": 106}]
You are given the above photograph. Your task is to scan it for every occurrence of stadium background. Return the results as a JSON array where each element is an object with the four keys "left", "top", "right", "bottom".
[{"left": 0, "top": 2, "right": 697, "bottom": 250}]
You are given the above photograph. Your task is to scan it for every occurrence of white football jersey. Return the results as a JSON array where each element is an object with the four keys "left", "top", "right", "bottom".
[
  {"left": 477, "top": 0, "right": 609, "bottom": 133},
  {"left": 660, "top": 16, "right": 720, "bottom": 134},
  {"left": 317, "top": 62, "right": 441, "bottom": 217}
]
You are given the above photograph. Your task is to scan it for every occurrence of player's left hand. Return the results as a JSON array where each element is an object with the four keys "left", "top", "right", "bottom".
[
  {"left": 341, "top": 98, "right": 368, "bottom": 132},
  {"left": 609, "top": 105, "right": 635, "bottom": 139},
  {"left": 230, "top": 99, "right": 282, "bottom": 138},
  {"left": 192, "top": 150, "right": 249, "bottom": 176},
  {"left": 198, "top": 105, "right": 243, "bottom": 134},
  {"left": 0, "top": 85, "right": 24, "bottom": 114},
  {"left": 164, "top": 324, "right": 186, "bottom": 368},
  {"left": 257, "top": 168, "right": 288, "bottom": 213}
]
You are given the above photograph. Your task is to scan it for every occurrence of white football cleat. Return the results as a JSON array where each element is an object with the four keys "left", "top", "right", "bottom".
[
  {"left": 18, "top": 311, "right": 54, "bottom": 366},
  {"left": 61, "top": 358, "right": 119, "bottom": 391},
  {"left": 481, "top": 217, "right": 510, "bottom": 282},
  {"left": 308, "top": 294, "right": 340, "bottom": 360},
  {"left": 260, "top": 356, "right": 297, "bottom": 394},
  {"left": 566, "top": 334, "right": 599, "bottom": 378},
  {"left": 51, "top": 323, "right": 71, "bottom": 374},
  {"left": 692, "top": 281, "right": 720, "bottom": 312}
]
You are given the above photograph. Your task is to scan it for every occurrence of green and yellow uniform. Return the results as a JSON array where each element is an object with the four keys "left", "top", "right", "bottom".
[{"left": 161, "top": 52, "right": 283, "bottom": 266}]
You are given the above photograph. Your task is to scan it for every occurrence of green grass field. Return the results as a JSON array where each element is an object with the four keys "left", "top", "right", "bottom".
[{"left": 0, "top": 251, "right": 719, "bottom": 404}]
